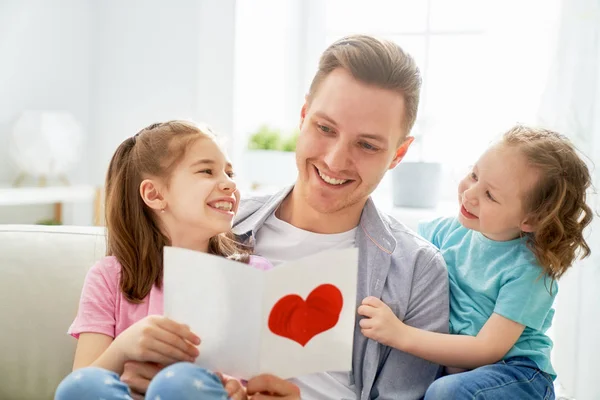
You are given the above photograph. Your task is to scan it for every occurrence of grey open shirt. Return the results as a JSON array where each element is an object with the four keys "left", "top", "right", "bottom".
[{"left": 233, "top": 186, "right": 450, "bottom": 400}]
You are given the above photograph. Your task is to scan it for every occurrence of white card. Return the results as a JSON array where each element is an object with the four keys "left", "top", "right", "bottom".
[{"left": 163, "top": 246, "right": 358, "bottom": 379}]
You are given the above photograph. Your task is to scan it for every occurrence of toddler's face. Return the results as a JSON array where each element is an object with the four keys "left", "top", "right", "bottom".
[{"left": 457, "top": 143, "right": 539, "bottom": 241}]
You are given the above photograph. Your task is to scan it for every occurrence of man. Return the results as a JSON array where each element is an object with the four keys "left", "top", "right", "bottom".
[{"left": 234, "top": 35, "right": 449, "bottom": 399}]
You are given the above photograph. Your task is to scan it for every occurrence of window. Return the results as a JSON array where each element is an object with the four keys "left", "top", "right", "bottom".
[
  {"left": 232, "top": 0, "right": 559, "bottom": 197},
  {"left": 316, "top": 0, "right": 560, "bottom": 199}
]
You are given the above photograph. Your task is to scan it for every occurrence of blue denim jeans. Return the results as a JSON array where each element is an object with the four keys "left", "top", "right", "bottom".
[
  {"left": 424, "top": 357, "right": 555, "bottom": 400},
  {"left": 55, "top": 362, "right": 230, "bottom": 400}
]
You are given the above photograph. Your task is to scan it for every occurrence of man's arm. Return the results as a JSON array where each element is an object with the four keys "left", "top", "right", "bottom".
[{"left": 370, "top": 251, "right": 449, "bottom": 400}]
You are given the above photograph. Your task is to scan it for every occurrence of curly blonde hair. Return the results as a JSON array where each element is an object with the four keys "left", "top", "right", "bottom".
[{"left": 503, "top": 125, "right": 594, "bottom": 281}]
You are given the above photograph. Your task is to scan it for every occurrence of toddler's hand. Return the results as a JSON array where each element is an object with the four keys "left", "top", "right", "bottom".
[{"left": 357, "top": 296, "right": 404, "bottom": 347}]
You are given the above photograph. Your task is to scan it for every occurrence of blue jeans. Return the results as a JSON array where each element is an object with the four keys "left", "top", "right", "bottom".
[
  {"left": 55, "top": 362, "right": 230, "bottom": 400},
  {"left": 424, "top": 357, "right": 555, "bottom": 400}
]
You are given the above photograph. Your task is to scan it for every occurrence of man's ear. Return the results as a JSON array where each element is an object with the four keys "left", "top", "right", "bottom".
[
  {"left": 300, "top": 96, "right": 308, "bottom": 128},
  {"left": 389, "top": 136, "right": 415, "bottom": 169},
  {"left": 139, "top": 179, "right": 165, "bottom": 211}
]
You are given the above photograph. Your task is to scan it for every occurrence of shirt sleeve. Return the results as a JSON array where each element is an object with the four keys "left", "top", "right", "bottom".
[
  {"left": 68, "top": 257, "right": 119, "bottom": 339},
  {"left": 417, "top": 216, "right": 457, "bottom": 249},
  {"left": 494, "top": 265, "right": 557, "bottom": 330},
  {"left": 249, "top": 255, "right": 274, "bottom": 271}
]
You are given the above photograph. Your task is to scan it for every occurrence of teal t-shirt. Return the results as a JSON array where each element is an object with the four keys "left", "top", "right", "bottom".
[{"left": 418, "top": 216, "right": 557, "bottom": 378}]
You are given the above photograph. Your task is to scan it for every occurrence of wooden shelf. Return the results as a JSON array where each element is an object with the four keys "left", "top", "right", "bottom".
[
  {"left": 0, "top": 185, "right": 102, "bottom": 225},
  {"left": 0, "top": 185, "right": 97, "bottom": 206}
]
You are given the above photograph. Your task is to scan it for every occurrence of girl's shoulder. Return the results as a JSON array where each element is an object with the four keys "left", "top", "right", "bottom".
[
  {"left": 85, "top": 255, "right": 123, "bottom": 286},
  {"left": 249, "top": 255, "right": 274, "bottom": 271}
]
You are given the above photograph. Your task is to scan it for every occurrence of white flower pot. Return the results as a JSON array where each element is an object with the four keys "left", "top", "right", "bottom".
[
  {"left": 243, "top": 150, "right": 297, "bottom": 189},
  {"left": 392, "top": 162, "right": 443, "bottom": 208}
]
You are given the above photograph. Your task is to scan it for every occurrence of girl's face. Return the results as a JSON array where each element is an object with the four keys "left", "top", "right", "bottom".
[
  {"left": 457, "top": 143, "right": 540, "bottom": 241},
  {"left": 155, "top": 137, "right": 239, "bottom": 250}
]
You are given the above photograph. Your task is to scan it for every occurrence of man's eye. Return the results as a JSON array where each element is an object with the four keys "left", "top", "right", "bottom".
[
  {"left": 318, "top": 124, "right": 332, "bottom": 133},
  {"left": 360, "top": 142, "right": 377, "bottom": 151}
]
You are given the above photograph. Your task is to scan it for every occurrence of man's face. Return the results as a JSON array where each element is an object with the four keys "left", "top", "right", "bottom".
[{"left": 294, "top": 68, "right": 409, "bottom": 215}]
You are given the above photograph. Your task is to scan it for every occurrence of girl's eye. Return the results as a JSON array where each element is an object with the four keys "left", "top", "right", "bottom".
[
  {"left": 227, "top": 171, "right": 235, "bottom": 178},
  {"left": 470, "top": 172, "right": 478, "bottom": 181},
  {"left": 198, "top": 169, "right": 212, "bottom": 175},
  {"left": 486, "top": 191, "right": 496, "bottom": 202}
]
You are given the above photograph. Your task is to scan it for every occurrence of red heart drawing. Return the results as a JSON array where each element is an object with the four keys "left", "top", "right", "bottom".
[{"left": 268, "top": 284, "right": 343, "bottom": 346}]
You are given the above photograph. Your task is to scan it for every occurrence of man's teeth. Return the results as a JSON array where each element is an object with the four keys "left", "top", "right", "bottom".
[
  {"left": 213, "top": 201, "right": 233, "bottom": 211},
  {"left": 318, "top": 169, "right": 348, "bottom": 185}
]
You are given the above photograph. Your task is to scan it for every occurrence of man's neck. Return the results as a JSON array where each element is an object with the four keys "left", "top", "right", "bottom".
[{"left": 277, "top": 187, "right": 365, "bottom": 234}]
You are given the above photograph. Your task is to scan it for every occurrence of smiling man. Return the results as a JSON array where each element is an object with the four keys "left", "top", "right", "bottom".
[{"left": 233, "top": 35, "right": 449, "bottom": 400}]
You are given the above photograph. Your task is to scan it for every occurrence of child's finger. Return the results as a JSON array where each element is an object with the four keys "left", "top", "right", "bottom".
[
  {"left": 214, "top": 372, "right": 226, "bottom": 385},
  {"left": 224, "top": 380, "right": 246, "bottom": 400},
  {"left": 357, "top": 304, "right": 376, "bottom": 317},
  {"left": 359, "top": 318, "right": 373, "bottom": 329},
  {"left": 361, "top": 296, "right": 382, "bottom": 307},
  {"left": 361, "top": 328, "right": 378, "bottom": 341},
  {"left": 155, "top": 317, "right": 201, "bottom": 345}
]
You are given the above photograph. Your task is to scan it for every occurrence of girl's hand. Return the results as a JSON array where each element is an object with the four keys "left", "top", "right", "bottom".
[
  {"left": 357, "top": 296, "right": 404, "bottom": 348},
  {"left": 111, "top": 315, "right": 201, "bottom": 366},
  {"left": 216, "top": 373, "right": 248, "bottom": 400},
  {"left": 120, "top": 361, "right": 163, "bottom": 398}
]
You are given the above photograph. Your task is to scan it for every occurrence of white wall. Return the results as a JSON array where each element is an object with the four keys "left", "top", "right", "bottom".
[
  {"left": 0, "top": 0, "right": 238, "bottom": 224},
  {"left": 232, "top": 0, "right": 327, "bottom": 190},
  {"left": 88, "top": 0, "right": 236, "bottom": 185},
  {"left": 0, "top": 0, "right": 92, "bottom": 223}
]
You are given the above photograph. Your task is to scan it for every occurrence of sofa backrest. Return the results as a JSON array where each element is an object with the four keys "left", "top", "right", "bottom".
[{"left": 0, "top": 224, "right": 106, "bottom": 400}]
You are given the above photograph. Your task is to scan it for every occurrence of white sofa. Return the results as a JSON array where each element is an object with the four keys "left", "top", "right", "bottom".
[
  {"left": 0, "top": 224, "right": 106, "bottom": 400},
  {"left": 0, "top": 224, "right": 575, "bottom": 400}
]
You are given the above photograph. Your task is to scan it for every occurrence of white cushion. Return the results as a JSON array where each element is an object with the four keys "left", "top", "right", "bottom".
[{"left": 0, "top": 224, "right": 106, "bottom": 400}]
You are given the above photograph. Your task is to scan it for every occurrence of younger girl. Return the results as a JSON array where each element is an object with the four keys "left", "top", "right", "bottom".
[
  {"left": 358, "top": 125, "right": 593, "bottom": 399},
  {"left": 55, "top": 120, "right": 273, "bottom": 400}
]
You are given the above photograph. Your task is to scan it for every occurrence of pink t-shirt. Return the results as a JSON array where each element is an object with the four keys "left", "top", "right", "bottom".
[{"left": 68, "top": 254, "right": 273, "bottom": 339}]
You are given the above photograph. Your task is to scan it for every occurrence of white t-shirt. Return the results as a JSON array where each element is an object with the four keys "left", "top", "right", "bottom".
[{"left": 254, "top": 211, "right": 358, "bottom": 400}]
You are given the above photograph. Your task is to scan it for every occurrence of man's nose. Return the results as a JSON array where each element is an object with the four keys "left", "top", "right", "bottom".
[{"left": 323, "top": 141, "right": 350, "bottom": 173}]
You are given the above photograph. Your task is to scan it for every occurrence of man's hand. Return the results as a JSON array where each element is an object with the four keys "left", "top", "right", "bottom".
[
  {"left": 120, "top": 361, "right": 162, "bottom": 399},
  {"left": 246, "top": 374, "right": 300, "bottom": 400},
  {"left": 357, "top": 296, "right": 404, "bottom": 348}
]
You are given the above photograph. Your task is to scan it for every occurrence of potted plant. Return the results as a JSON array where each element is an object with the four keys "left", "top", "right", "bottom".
[
  {"left": 244, "top": 125, "right": 299, "bottom": 190},
  {"left": 391, "top": 119, "right": 443, "bottom": 208}
]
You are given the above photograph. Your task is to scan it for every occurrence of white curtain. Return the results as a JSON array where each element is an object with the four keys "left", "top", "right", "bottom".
[{"left": 537, "top": 0, "right": 600, "bottom": 399}]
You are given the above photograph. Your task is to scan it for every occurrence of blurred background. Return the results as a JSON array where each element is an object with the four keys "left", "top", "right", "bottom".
[{"left": 0, "top": 0, "right": 598, "bottom": 398}]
